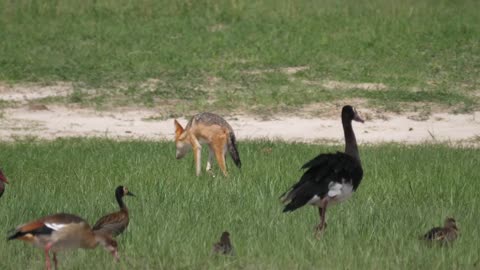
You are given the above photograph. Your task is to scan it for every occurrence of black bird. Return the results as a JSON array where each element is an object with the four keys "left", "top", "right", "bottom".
[
  {"left": 212, "top": 231, "right": 234, "bottom": 255},
  {"left": 421, "top": 217, "right": 458, "bottom": 245},
  {"left": 0, "top": 169, "right": 9, "bottom": 198},
  {"left": 280, "top": 105, "right": 364, "bottom": 238}
]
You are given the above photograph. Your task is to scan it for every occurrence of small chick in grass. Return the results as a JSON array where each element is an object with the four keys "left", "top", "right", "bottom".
[
  {"left": 421, "top": 217, "right": 458, "bottom": 245},
  {"left": 212, "top": 231, "right": 234, "bottom": 256}
]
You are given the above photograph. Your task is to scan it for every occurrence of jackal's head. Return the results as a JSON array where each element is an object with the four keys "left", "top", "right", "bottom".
[{"left": 174, "top": 119, "right": 191, "bottom": 159}]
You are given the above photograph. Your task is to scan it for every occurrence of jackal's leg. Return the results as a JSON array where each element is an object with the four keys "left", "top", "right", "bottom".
[
  {"left": 223, "top": 143, "right": 228, "bottom": 159},
  {"left": 193, "top": 147, "right": 202, "bottom": 176},
  {"left": 213, "top": 137, "right": 228, "bottom": 176},
  {"left": 191, "top": 137, "right": 202, "bottom": 176},
  {"left": 206, "top": 146, "right": 214, "bottom": 172}
]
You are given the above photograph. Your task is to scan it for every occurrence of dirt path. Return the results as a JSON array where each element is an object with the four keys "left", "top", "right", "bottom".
[
  {"left": 1, "top": 82, "right": 479, "bottom": 145},
  {"left": 1, "top": 105, "right": 479, "bottom": 145}
]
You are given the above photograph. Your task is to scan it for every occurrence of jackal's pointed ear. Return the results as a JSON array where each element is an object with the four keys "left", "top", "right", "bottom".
[{"left": 174, "top": 119, "right": 184, "bottom": 137}]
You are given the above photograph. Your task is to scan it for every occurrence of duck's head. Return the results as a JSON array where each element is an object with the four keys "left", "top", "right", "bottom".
[
  {"left": 444, "top": 217, "right": 457, "bottom": 229},
  {"left": 220, "top": 231, "right": 230, "bottom": 242},
  {"left": 115, "top": 185, "right": 135, "bottom": 198},
  {"left": 95, "top": 232, "right": 119, "bottom": 261}
]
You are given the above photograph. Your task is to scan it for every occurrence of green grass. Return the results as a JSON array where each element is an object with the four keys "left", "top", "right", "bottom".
[
  {"left": 0, "top": 139, "right": 478, "bottom": 269},
  {"left": 0, "top": 0, "right": 479, "bottom": 113}
]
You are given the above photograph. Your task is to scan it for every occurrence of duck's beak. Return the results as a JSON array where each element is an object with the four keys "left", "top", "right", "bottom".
[{"left": 126, "top": 191, "right": 135, "bottom": 197}]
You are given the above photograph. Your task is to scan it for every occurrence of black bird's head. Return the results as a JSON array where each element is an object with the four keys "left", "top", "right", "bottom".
[{"left": 342, "top": 105, "right": 364, "bottom": 123}]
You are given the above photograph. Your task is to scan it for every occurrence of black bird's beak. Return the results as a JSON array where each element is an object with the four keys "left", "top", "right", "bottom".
[
  {"left": 127, "top": 191, "right": 135, "bottom": 197},
  {"left": 353, "top": 113, "right": 365, "bottom": 123}
]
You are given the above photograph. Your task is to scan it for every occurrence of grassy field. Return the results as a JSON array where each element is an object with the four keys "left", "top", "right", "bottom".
[
  {"left": 1, "top": 2, "right": 478, "bottom": 269},
  {"left": 0, "top": 139, "right": 478, "bottom": 269},
  {"left": 0, "top": 0, "right": 479, "bottom": 113}
]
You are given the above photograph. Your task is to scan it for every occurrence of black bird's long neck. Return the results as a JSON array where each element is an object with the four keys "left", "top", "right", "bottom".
[
  {"left": 343, "top": 119, "right": 360, "bottom": 161},
  {"left": 116, "top": 193, "right": 127, "bottom": 210}
]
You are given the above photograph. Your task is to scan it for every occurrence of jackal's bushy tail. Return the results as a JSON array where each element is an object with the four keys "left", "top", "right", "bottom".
[{"left": 228, "top": 133, "right": 241, "bottom": 168}]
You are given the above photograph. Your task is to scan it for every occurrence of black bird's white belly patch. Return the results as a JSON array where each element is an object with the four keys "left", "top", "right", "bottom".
[{"left": 307, "top": 180, "right": 354, "bottom": 207}]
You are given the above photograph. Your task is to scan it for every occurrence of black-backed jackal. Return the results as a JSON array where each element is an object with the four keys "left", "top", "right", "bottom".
[{"left": 174, "top": 112, "right": 241, "bottom": 176}]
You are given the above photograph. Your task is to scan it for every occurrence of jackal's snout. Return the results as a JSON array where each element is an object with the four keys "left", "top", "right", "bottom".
[{"left": 175, "top": 142, "right": 190, "bottom": 159}]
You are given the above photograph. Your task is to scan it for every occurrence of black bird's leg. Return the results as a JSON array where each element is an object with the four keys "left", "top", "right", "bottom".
[{"left": 314, "top": 199, "right": 328, "bottom": 239}]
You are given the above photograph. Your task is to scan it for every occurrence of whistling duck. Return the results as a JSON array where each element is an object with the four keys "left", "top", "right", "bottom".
[
  {"left": 421, "top": 217, "right": 458, "bottom": 244},
  {"left": 280, "top": 105, "right": 364, "bottom": 238},
  {"left": 93, "top": 186, "right": 134, "bottom": 237},
  {"left": 7, "top": 213, "right": 119, "bottom": 270},
  {"left": 0, "top": 169, "right": 8, "bottom": 198},
  {"left": 212, "top": 231, "right": 234, "bottom": 255}
]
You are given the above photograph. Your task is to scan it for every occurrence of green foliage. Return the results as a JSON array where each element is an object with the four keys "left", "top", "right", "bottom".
[
  {"left": 0, "top": 139, "right": 478, "bottom": 269},
  {"left": 0, "top": 0, "right": 478, "bottom": 112}
]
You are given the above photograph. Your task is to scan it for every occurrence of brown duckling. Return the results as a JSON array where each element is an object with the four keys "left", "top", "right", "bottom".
[
  {"left": 421, "top": 217, "right": 458, "bottom": 245},
  {"left": 212, "top": 231, "right": 234, "bottom": 256}
]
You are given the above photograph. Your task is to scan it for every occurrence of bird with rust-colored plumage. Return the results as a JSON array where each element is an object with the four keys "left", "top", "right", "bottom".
[
  {"left": 93, "top": 186, "right": 134, "bottom": 237},
  {"left": 7, "top": 213, "right": 118, "bottom": 270},
  {"left": 0, "top": 169, "right": 9, "bottom": 198}
]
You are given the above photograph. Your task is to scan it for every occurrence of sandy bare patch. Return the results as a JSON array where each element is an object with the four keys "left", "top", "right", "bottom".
[
  {"left": 243, "top": 66, "right": 309, "bottom": 75},
  {"left": 138, "top": 78, "right": 161, "bottom": 91},
  {"left": 232, "top": 113, "right": 480, "bottom": 145},
  {"left": 281, "top": 66, "right": 309, "bottom": 75},
  {"left": 0, "top": 82, "right": 73, "bottom": 102},
  {"left": 302, "top": 80, "right": 387, "bottom": 91},
  {"left": 293, "top": 99, "right": 370, "bottom": 119},
  {"left": 0, "top": 81, "right": 477, "bottom": 145},
  {"left": 0, "top": 105, "right": 479, "bottom": 146},
  {"left": 208, "top": 23, "right": 228, "bottom": 32}
]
